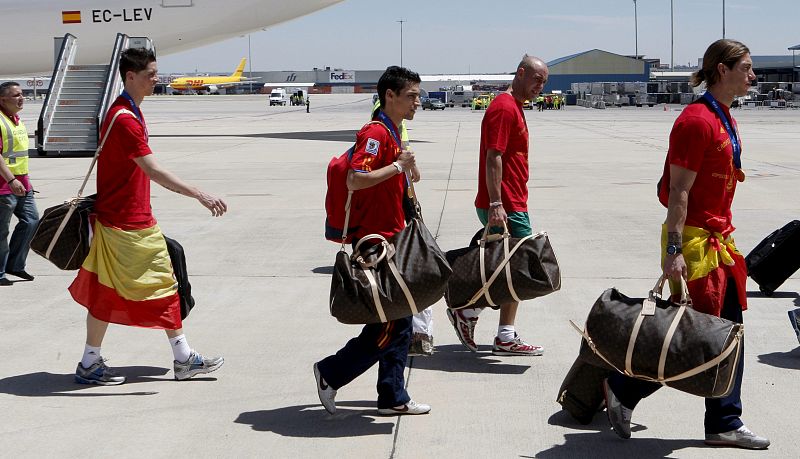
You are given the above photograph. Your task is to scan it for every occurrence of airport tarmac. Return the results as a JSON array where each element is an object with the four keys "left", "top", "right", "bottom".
[{"left": 2, "top": 94, "right": 799, "bottom": 458}]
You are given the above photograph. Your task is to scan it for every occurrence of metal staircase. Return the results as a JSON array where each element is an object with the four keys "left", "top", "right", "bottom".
[
  {"left": 36, "top": 34, "right": 152, "bottom": 155},
  {"left": 43, "top": 64, "right": 106, "bottom": 152}
]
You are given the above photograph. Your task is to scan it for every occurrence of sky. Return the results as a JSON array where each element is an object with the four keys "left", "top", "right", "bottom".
[{"left": 157, "top": 0, "right": 799, "bottom": 75}]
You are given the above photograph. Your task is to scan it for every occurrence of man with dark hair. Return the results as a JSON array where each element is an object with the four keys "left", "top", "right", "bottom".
[
  {"left": 448, "top": 55, "right": 550, "bottom": 356},
  {"left": 0, "top": 82, "right": 39, "bottom": 286},
  {"left": 603, "top": 39, "right": 769, "bottom": 449},
  {"left": 69, "top": 48, "right": 228, "bottom": 385},
  {"left": 313, "top": 66, "right": 431, "bottom": 416}
]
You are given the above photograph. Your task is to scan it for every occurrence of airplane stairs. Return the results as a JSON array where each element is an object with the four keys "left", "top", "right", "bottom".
[{"left": 36, "top": 33, "right": 151, "bottom": 156}]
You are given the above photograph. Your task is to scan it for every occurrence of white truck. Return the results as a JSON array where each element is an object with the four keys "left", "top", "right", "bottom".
[{"left": 269, "top": 88, "right": 289, "bottom": 106}]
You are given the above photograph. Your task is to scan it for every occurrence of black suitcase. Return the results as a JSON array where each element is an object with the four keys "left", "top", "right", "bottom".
[
  {"left": 745, "top": 220, "right": 800, "bottom": 296},
  {"left": 556, "top": 357, "right": 612, "bottom": 424}
]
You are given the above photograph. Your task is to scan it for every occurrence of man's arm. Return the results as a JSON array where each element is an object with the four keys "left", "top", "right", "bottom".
[
  {"left": 663, "top": 164, "right": 697, "bottom": 280},
  {"left": 133, "top": 154, "right": 227, "bottom": 217},
  {"left": 486, "top": 148, "right": 506, "bottom": 226},
  {"left": 346, "top": 150, "right": 415, "bottom": 191}
]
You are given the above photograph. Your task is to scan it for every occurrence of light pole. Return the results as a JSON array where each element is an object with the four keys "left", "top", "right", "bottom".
[
  {"left": 670, "top": 0, "right": 674, "bottom": 71},
  {"left": 247, "top": 34, "right": 253, "bottom": 94},
  {"left": 633, "top": 0, "right": 638, "bottom": 59},
  {"left": 397, "top": 19, "right": 405, "bottom": 67},
  {"left": 722, "top": 0, "right": 726, "bottom": 38}
]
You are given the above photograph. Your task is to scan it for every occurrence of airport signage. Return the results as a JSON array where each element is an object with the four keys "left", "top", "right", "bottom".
[{"left": 328, "top": 71, "right": 355, "bottom": 83}]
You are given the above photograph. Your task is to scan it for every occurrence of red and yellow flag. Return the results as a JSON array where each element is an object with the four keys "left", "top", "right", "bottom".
[{"left": 62, "top": 10, "right": 81, "bottom": 24}]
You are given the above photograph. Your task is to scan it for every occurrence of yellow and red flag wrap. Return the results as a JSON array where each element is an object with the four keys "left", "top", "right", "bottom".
[
  {"left": 661, "top": 224, "right": 748, "bottom": 316},
  {"left": 69, "top": 220, "right": 182, "bottom": 329}
]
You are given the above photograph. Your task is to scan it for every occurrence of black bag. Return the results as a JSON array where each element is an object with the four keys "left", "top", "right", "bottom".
[
  {"left": 330, "top": 218, "right": 452, "bottom": 324},
  {"left": 557, "top": 358, "right": 612, "bottom": 425},
  {"left": 745, "top": 220, "right": 800, "bottom": 296},
  {"left": 29, "top": 195, "right": 96, "bottom": 270},
  {"left": 164, "top": 236, "right": 195, "bottom": 320},
  {"left": 572, "top": 277, "right": 743, "bottom": 399},
  {"left": 444, "top": 225, "right": 561, "bottom": 310}
]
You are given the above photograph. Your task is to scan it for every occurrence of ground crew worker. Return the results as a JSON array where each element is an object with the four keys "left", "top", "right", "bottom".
[{"left": 0, "top": 82, "right": 39, "bottom": 286}]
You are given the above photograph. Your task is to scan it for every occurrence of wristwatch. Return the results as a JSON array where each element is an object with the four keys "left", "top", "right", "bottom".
[
  {"left": 392, "top": 161, "right": 403, "bottom": 174},
  {"left": 666, "top": 244, "right": 682, "bottom": 255}
]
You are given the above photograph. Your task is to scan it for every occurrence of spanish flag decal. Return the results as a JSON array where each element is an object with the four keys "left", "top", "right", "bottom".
[{"left": 62, "top": 10, "right": 81, "bottom": 24}]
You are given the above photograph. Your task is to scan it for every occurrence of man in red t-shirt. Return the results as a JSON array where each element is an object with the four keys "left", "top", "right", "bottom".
[
  {"left": 603, "top": 39, "right": 769, "bottom": 450},
  {"left": 314, "top": 66, "right": 431, "bottom": 416},
  {"left": 448, "top": 55, "right": 549, "bottom": 356},
  {"left": 69, "top": 48, "right": 228, "bottom": 386}
]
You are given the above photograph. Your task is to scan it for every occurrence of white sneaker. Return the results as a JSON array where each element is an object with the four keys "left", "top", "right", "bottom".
[
  {"left": 313, "top": 363, "right": 337, "bottom": 414},
  {"left": 705, "top": 425, "right": 770, "bottom": 449},
  {"left": 377, "top": 399, "right": 431, "bottom": 416}
]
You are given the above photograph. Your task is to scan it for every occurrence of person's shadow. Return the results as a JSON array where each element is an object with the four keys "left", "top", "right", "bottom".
[
  {"left": 0, "top": 366, "right": 171, "bottom": 397},
  {"left": 409, "top": 344, "right": 531, "bottom": 375},
  {"left": 235, "top": 401, "right": 396, "bottom": 437},
  {"left": 528, "top": 410, "right": 704, "bottom": 458},
  {"left": 758, "top": 347, "right": 800, "bottom": 370}
]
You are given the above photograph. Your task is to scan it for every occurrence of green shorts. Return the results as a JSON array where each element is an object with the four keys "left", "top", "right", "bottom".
[{"left": 476, "top": 208, "right": 532, "bottom": 238}]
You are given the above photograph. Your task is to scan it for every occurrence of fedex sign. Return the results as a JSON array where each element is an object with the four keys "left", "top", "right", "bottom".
[{"left": 328, "top": 71, "right": 355, "bottom": 83}]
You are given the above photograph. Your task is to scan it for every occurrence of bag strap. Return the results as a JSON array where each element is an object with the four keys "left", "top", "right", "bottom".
[
  {"left": 462, "top": 231, "right": 545, "bottom": 308},
  {"left": 44, "top": 109, "right": 134, "bottom": 260},
  {"left": 77, "top": 108, "right": 135, "bottom": 198}
]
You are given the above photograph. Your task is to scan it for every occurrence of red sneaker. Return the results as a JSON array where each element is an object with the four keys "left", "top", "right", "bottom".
[
  {"left": 492, "top": 334, "right": 544, "bottom": 356},
  {"left": 446, "top": 308, "right": 478, "bottom": 352}
]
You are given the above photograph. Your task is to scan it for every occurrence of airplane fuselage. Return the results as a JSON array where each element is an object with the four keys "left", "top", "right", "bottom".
[{"left": 2, "top": 0, "right": 342, "bottom": 76}]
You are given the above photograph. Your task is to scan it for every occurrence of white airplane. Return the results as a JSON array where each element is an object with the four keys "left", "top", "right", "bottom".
[{"left": 2, "top": 0, "right": 343, "bottom": 76}]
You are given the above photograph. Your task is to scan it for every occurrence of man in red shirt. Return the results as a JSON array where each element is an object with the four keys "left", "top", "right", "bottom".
[
  {"left": 448, "top": 55, "right": 549, "bottom": 356},
  {"left": 314, "top": 66, "right": 431, "bottom": 416},
  {"left": 69, "top": 48, "right": 228, "bottom": 385},
  {"left": 603, "top": 39, "right": 769, "bottom": 449}
]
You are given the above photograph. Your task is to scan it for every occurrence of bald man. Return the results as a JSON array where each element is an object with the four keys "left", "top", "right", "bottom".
[{"left": 447, "top": 55, "right": 550, "bottom": 356}]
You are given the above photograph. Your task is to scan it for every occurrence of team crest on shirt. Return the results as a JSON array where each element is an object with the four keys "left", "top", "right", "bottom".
[{"left": 365, "top": 138, "right": 380, "bottom": 155}]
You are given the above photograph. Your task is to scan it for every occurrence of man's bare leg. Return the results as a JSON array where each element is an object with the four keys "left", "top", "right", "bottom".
[{"left": 86, "top": 313, "right": 109, "bottom": 347}]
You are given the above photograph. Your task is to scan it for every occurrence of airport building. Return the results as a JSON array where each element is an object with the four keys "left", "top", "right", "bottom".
[{"left": 252, "top": 49, "right": 651, "bottom": 95}]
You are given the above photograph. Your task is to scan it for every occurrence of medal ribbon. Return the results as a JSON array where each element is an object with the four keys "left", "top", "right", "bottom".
[
  {"left": 121, "top": 90, "right": 148, "bottom": 141},
  {"left": 702, "top": 91, "right": 741, "bottom": 170}
]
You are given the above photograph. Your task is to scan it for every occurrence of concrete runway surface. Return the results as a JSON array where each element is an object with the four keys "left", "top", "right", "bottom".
[{"left": 2, "top": 94, "right": 798, "bottom": 458}]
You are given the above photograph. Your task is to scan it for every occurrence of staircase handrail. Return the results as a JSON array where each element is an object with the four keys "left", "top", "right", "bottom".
[
  {"left": 37, "top": 34, "right": 77, "bottom": 151},
  {"left": 96, "top": 33, "right": 129, "bottom": 141}
]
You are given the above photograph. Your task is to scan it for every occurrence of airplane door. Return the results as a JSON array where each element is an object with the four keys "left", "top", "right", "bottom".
[{"left": 161, "top": 0, "right": 194, "bottom": 6}]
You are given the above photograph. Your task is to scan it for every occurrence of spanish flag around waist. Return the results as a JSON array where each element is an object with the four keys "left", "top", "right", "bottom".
[
  {"left": 661, "top": 224, "right": 748, "bottom": 316},
  {"left": 69, "top": 220, "right": 182, "bottom": 329}
]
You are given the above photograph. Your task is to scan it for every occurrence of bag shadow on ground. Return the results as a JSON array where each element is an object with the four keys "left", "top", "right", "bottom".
[
  {"left": 757, "top": 347, "right": 800, "bottom": 370},
  {"left": 528, "top": 430, "right": 705, "bottom": 459},
  {"left": 312, "top": 266, "right": 334, "bottom": 275},
  {"left": 235, "top": 401, "right": 395, "bottom": 437},
  {"left": 409, "top": 344, "right": 530, "bottom": 375},
  {"left": 0, "top": 366, "right": 169, "bottom": 397},
  {"left": 547, "top": 409, "right": 648, "bottom": 434}
]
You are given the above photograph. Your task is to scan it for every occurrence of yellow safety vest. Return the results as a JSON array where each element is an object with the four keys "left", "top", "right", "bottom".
[{"left": 0, "top": 111, "right": 29, "bottom": 176}]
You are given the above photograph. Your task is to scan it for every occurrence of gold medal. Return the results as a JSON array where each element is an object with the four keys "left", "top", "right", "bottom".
[{"left": 735, "top": 168, "right": 745, "bottom": 182}]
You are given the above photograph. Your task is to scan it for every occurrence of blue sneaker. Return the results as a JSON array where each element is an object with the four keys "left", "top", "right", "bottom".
[
  {"left": 789, "top": 309, "right": 800, "bottom": 345},
  {"left": 174, "top": 350, "right": 224, "bottom": 380},
  {"left": 75, "top": 358, "right": 126, "bottom": 386}
]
